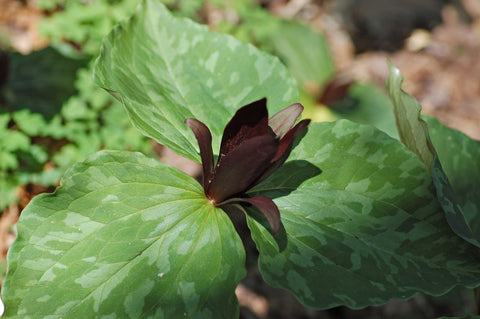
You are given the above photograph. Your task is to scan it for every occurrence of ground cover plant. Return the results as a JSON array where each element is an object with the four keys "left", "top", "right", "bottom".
[
  {"left": 0, "top": 0, "right": 152, "bottom": 211},
  {"left": 1, "top": 1, "right": 480, "bottom": 318}
]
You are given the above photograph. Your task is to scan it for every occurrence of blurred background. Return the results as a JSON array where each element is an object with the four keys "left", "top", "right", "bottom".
[{"left": 0, "top": 0, "right": 479, "bottom": 318}]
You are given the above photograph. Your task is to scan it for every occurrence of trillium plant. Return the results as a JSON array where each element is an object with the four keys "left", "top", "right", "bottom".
[
  {"left": 186, "top": 98, "right": 310, "bottom": 235},
  {"left": 2, "top": 1, "right": 480, "bottom": 318}
]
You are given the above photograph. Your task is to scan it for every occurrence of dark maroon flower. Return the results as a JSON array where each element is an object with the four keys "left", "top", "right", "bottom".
[{"left": 185, "top": 98, "right": 310, "bottom": 235}]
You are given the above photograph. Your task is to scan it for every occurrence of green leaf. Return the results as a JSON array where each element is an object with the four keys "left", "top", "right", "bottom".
[
  {"left": 2, "top": 150, "right": 245, "bottom": 318},
  {"left": 386, "top": 60, "right": 435, "bottom": 169},
  {"left": 386, "top": 61, "right": 480, "bottom": 248},
  {"left": 93, "top": 0, "right": 299, "bottom": 163},
  {"left": 12, "top": 110, "right": 48, "bottom": 136},
  {"left": 0, "top": 130, "right": 29, "bottom": 153},
  {"left": 425, "top": 115, "right": 480, "bottom": 248},
  {"left": 39, "top": 0, "right": 140, "bottom": 56},
  {"left": 0, "top": 171, "right": 18, "bottom": 210},
  {"left": 266, "top": 21, "right": 335, "bottom": 93},
  {"left": 246, "top": 121, "right": 480, "bottom": 309}
]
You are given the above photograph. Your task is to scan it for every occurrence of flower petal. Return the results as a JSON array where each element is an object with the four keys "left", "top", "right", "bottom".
[
  {"left": 246, "top": 119, "right": 311, "bottom": 189},
  {"left": 233, "top": 195, "right": 281, "bottom": 236},
  {"left": 219, "top": 98, "right": 269, "bottom": 156},
  {"left": 268, "top": 103, "right": 304, "bottom": 139},
  {"left": 185, "top": 118, "right": 214, "bottom": 188},
  {"left": 207, "top": 133, "right": 278, "bottom": 203},
  {"left": 318, "top": 75, "right": 353, "bottom": 106},
  {"left": 272, "top": 119, "right": 311, "bottom": 163}
]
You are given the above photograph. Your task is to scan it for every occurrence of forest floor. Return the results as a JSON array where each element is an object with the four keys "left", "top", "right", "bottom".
[{"left": 1, "top": 0, "right": 479, "bottom": 318}]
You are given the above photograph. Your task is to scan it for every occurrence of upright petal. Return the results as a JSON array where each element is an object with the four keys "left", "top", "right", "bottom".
[
  {"left": 272, "top": 119, "right": 311, "bottom": 163},
  {"left": 219, "top": 98, "right": 269, "bottom": 156},
  {"left": 185, "top": 118, "right": 214, "bottom": 189},
  {"left": 233, "top": 196, "right": 281, "bottom": 236},
  {"left": 268, "top": 103, "right": 304, "bottom": 139},
  {"left": 206, "top": 133, "right": 278, "bottom": 204},
  {"left": 247, "top": 119, "right": 311, "bottom": 189}
]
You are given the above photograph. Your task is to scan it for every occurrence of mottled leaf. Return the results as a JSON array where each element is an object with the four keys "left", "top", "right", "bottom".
[
  {"left": 386, "top": 62, "right": 480, "bottom": 247},
  {"left": 425, "top": 115, "right": 480, "bottom": 248},
  {"left": 2, "top": 151, "right": 245, "bottom": 318},
  {"left": 93, "top": 0, "right": 298, "bottom": 163},
  {"left": 246, "top": 121, "right": 480, "bottom": 309},
  {"left": 386, "top": 60, "right": 435, "bottom": 167}
]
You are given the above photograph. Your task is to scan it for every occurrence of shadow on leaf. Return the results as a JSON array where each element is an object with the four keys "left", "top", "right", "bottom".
[
  {"left": 249, "top": 159, "right": 322, "bottom": 199},
  {"left": 246, "top": 159, "right": 321, "bottom": 251}
]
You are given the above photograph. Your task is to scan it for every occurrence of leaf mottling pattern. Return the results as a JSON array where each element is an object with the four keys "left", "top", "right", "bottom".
[
  {"left": 93, "top": 0, "right": 298, "bottom": 164},
  {"left": 387, "top": 62, "right": 480, "bottom": 248},
  {"left": 2, "top": 151, "right": 245, "bottom": 318},
  {"left": 425, "top": 115, "right": 480, "bottom": 247},
  {"left": 247, "top": 121, "right": 480, "bottom": 309}
]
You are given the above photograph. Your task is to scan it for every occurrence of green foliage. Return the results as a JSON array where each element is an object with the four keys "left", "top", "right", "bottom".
[
  {"left": 387, "top": 62, "right": 480, "bottom": 249},
  {"left": 247, "top": 120, "right": 480, "bottom": 309},
  {"left": 213, "top": 0, "right": 397, "bottom": 138},
  {"left": 265, "top": 20, "right": 335, "bottom": 95},
  {"left": 5, "top": 47, "right": 87, "bottom": 118},
  {"left": 332, "top": 82, "right": 398, "bottom": 139},
  {"left": 386, "top": 60, "right": 435, "bottom": 168},
  {"left": 35, "top": 0, "right": 66, "bottom": 11},
  {"left": 37, "top": 0, "right": 210, "bottom": 58},
  {"left": 93, "top": 0, "right": 298, "bottom": 163},
  {"left": 38, "top": 0, "right": 141, "bottom": 56},
  {"left": 1, "top": 0, "right": 343, "bottom": 261},
  {"left": 0, "top": 51, "right": 152, "bottom": 210},
  {"left": 212, "top": 0, "right": 337, "bottom": 119},
  {"left": 426, "top": 115, "right": 480, "bottom": 244},
  {"left": 3, "top": 150, "right": 245, "bottom": 318},
  {"left": 3, "top": 1, "right": 480, "bottom": 317},
  {"left": 0, "top": 113, "right": 30, "bottom": 208},
  {"left": 0, "top": 0, "right": 155, "bottom": 210},
  {"left": 2, "top": 0, "right": 480, "bottom": 317},
  {"left": 213, "top": 0, "right": 283, "bottom": 52}
]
